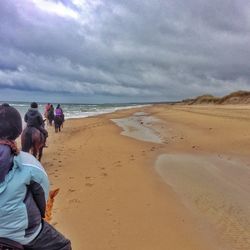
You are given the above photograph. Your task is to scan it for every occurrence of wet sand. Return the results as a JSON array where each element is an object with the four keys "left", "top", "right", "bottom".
[
  {"left": 38, "top": 104, "right": 250, "bottom": 249},
  {"left": 156, "top": 154, "right": 250, "bottom": 250},
  {"left": 151, "top": 105, "right": 250, "bottom": 250}
]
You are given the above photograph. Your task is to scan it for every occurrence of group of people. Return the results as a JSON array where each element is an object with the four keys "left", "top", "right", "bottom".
[
  {"left": 44, "top": 103, "right": 64, "bottom": 127},
  {"left": 23, "top": 102, "right": 64, "bottom": 147},
  {"left": 0, "top": 103, "right": 71, "bottom": 250}
]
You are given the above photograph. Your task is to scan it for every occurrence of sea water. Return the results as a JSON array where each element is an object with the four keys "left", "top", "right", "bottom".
[{"left": 2, "top": 101, "right": 149, "bottom": 120}]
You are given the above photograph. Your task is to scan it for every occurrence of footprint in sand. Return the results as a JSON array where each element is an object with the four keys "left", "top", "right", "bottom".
[
  {"left": 69, "top": 199, "right": 80, "bottom": 203},
  {"left": 68, "top": 189, "right": 76, "bottom": 192},
  {"left": 106, "top": 208, "right": 113, "bottom": 216},
  {"left": 85, "top": 183, "right": 94, "bottom": 187},
  {"left": 113, "top": 161, "right": 122, "bottom": 166},
  {"left": 102, "top": 173, "right": 108, "bottom": 177}
]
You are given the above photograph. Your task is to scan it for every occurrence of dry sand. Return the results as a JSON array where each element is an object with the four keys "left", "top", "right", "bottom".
[{"left": 40, "top": 104, "right": 250, "bottom": 250}]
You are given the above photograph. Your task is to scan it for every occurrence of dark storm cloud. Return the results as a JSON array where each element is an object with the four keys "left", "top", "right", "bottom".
[{"left": 0, "top": 0, "right": 250, "bottom": 102}]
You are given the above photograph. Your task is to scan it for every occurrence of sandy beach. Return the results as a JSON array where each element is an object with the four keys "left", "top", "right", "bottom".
[
  {"left": 3, "top": 1, "right": 250, "bottom": 249},
  {"left": 40, "top": 104, "right": 250, "bottom": 250}
]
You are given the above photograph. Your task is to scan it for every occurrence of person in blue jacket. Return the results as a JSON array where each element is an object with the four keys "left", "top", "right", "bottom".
[{"left": 0, "top": 103, "right": 71, "bottom": 250}]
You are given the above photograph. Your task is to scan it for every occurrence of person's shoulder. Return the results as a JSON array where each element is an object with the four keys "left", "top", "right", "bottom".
[
  {"left": 14, "top": 152, "right": 47, "bottom": 174},
  {"left": 15, "top": 151, "right": 40, "bottom": 166}
]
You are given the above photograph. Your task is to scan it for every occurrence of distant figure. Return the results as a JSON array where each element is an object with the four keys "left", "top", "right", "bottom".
[
  {"left": 44, "top": 103, "right": 51, "bottom": 116},
  {"left": 54, "top": 104, "right": 64, "bottom": 133},
  {"left": 55, "top": 104, "right": 63, "bottom": 117},
  {"left": 47, "top": 104, "right": 54, "bottom": 126},
  {"left": 44, "top": 103, "right": 51, "bottom": 124},
  {"left": 24, "top": 102, "right": 48, "bottom": 144},
  {"left": 0, "top": 103, "right": 71, "bottom": 250}
]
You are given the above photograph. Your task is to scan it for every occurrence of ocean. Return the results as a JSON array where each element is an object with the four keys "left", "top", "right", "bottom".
[{"left": 3, "top": 102, "right": 150, "bottom": 120}]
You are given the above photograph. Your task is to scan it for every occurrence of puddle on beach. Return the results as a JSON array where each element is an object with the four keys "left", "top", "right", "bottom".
[
  {"left": 111, "top": 112, "right": 167, "bottom": 144},
  {"left": 155, "top": 153, "right": 250, "bottom": 250}
]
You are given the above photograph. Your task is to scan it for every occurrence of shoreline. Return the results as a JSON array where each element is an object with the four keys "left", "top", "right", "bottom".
[
  {"left": 40, "top": 104, "right": 250, "bottom": 249},
  {"left": 9, "top": 102, "right": 151, "bottom": 121}
]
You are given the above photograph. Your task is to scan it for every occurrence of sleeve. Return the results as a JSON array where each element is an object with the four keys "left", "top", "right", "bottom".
[
  {"left": 29, "top": 163, "right": 50, "bottom": 217},
  {"left": 29, "top": 180, "right": 47, "bottom": 217}
]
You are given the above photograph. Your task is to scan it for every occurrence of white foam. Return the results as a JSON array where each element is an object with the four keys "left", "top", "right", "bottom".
[{"left": 64, "top": 105, "right": 151, "bottom": 120}]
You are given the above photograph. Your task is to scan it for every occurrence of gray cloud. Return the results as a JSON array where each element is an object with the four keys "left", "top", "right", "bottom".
[{"left": 0, "top": 0, "right": 250, "bottom": 103}]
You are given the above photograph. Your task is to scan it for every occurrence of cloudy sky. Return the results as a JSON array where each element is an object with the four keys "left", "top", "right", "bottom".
[{"left": 0, "top": 0, "right": 250, "bottom": 103}]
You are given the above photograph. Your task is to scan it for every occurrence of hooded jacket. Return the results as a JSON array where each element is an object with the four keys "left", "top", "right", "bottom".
[
  {"left": 24, "top": 108, "right": 44, "bottom": 128},
  {"left": 0, "top": 145, "right": 49, "bottom": 245}
]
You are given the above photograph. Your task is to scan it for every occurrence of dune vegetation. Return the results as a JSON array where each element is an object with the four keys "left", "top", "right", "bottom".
[{"left": 182, "top": 90, "right": 250, "bottom": 105}]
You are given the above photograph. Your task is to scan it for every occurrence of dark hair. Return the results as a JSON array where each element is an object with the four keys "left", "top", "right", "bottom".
[
  {"left": 56, "top": 104, "right": 60, "bottom": 109},
  {"left": 31, "top": 102, "right": 38, "bottom": 108},
  {"left": 0, "top": 103, "right": 22, "bottom": 140}
]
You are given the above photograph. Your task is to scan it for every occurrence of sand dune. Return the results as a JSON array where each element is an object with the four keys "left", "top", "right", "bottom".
[{"left": 182, "top": 90, "right": 250, "bottom": 105}]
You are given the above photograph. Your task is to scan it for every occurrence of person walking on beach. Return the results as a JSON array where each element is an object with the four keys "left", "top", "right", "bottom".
[
  {"left": 0, "top": 103, "right": 72, "bottom": 250},
  {"left": 24, "top": 102, "right": 48, "bottom": 146}
]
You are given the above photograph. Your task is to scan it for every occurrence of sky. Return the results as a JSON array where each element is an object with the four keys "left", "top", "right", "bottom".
[{"left": 0, "top": 0, "right": 250, "bottom": 103}]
